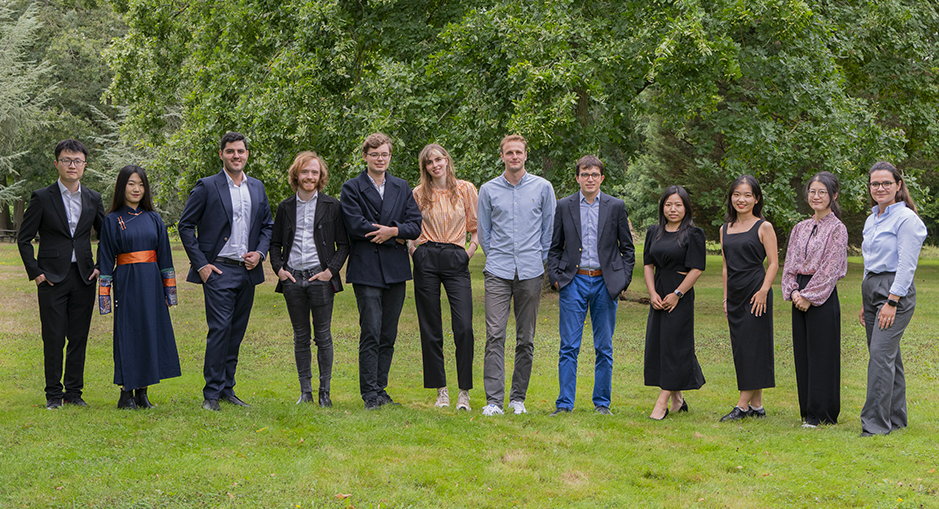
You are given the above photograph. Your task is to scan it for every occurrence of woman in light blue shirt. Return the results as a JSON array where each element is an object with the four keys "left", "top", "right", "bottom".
[{"left": 859, "top": 161, "right": 927, "bottom": 437}]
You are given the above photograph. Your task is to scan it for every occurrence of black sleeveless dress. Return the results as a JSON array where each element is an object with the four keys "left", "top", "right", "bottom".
[{"left": 722, "top": 219, "right": 775, "bottom": 390}]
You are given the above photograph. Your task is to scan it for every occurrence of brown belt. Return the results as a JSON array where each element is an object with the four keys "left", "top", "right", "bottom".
[
  {"left": 117, "top": 250, "right": 157, "bottom": 265},
  {"left": 577, "top": 268, "right": 602, "bottom": 277}
]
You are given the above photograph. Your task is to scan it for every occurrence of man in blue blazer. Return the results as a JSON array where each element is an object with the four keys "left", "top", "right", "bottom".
[
  {"left": 178, "top": 132, "right": 274, "bottom": 411},
  {"left": 546, "top": 155, "right": 635, "bottom": 416},
  {"left": 340, "top": 132, "right": 422, "bottom": 410},
  {"left": 18, "top": 139, "right": 105, "bottom": 409}
]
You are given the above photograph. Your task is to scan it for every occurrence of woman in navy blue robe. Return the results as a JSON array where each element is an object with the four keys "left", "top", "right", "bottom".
[{"left": 98, "top": 165, "right": 180, "bottom": 409}]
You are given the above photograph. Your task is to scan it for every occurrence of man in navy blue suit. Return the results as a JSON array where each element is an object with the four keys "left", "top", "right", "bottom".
[
  {"left": 340, "top": 132, "right": 422, "bottom": 410},
  {"left": 178, "top": 132, "right": 274, "bottom": 411}
]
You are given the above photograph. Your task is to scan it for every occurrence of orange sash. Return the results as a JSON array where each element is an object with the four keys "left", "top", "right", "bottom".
[{"left": 117, "top": 250, "right": 157, "bottom": 265}]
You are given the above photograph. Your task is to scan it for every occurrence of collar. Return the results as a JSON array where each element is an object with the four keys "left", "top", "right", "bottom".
[
  {"left": 224, "top": 169, "right": 248, "bottom": 187},
  {"left": 296, "top": 191, "right": 318, "bottom": 204},
  {"left": 579, "top": 190, "right": 601, "bottom": 205},
  {"left": 57, "top": 179, "right": 81, "bottom": 195},
  {"left": 871, "top": 201, "right": 907, "bottom": 216}
]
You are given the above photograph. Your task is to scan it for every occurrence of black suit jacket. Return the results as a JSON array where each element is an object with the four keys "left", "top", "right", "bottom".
[
  {"left": 178, "top": 170, "right": 274, "bottom": 285},
  {"left": 546, "top": 191, "right": 635, "bottom": 300},
  {"left": 18, "top": 182, "right": 104, "bottom": 284},
  {"left": 340, "top": 170, "right": 422, "bottom": 287},
  {"left": 270, "top": 192, "right": 349, "bottom": 293}
]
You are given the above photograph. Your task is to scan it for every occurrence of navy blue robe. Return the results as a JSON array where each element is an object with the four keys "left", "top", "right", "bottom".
[{"left": 99, "top": 207, "right": 181, "bottom": 390}]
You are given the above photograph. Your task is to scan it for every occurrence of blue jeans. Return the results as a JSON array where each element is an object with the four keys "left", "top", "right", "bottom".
[{"left": 556, "top": 274, "right": 617, "bottom": 410}]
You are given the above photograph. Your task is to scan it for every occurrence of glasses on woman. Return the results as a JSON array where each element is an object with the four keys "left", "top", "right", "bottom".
[{"left": 869, "top": 181, "right": 896, "bottom": 190}]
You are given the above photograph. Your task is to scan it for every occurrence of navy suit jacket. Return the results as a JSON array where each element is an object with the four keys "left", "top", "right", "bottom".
[
  {"left": 18, "top": 182, "right": 104, "bottom": 284},
  {"left": 178, "top": 170, "right": 274, "bottom": 285},
  {"left": 340, "top": 170, "right": 422, "bottom": 287},
  {"left": 546, "top": 191, "right": 635, "bottom": 300},
  {"left": 270, "top": 193, "right": 349, "bottom": 293}
]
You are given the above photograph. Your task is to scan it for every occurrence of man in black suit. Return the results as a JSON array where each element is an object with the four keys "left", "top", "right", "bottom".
[
  {"left": 178, "top": 132, "right": 274, "bottom": 412},
  {"left": 340, "top": 132, "right": 422, "bottom": 410},
  {"left": 546, "top": 155, "right": 635, "bottom": 416},
  {"left": 18, "top": 139, "right": 105, "bottom": 409}
]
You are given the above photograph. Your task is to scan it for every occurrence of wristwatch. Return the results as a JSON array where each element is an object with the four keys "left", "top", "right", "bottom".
[
  {"left": 887, "top": 298, "right": 899, "bottom": 307},
  {"left": 674, "top": 289, "right": 684, "bottom": 299}
]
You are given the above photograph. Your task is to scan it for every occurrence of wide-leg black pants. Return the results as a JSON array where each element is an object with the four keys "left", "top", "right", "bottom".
[{"left": 791, "top": 274, "right": 841, "bottom": 425}]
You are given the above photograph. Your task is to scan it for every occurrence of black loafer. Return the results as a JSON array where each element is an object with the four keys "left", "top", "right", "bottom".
[
  {"left": 377, "top": 393, "right": 400, "bottom": 407},
  {"left": 364, "top": 398, "right": 381, "bottom": 411},
  {"left": 296, "top": 392, "right": 314, "bottom": 404},
  {"left": 202, "top": 399, "right": 221, "bottom": 412},
  {"left": 550, "top": 407, "right": 572, "bottom": 417},
  {"left": 222, "top": 395, "right": 250, "bottom": 407},
  {"left": 720, "top": 406, "right": 748, "bottom": 422},
  {"left": 63, "top": 395, "right": 88, "bottom": 407},
  {"left": 46, "top": 398, "right": 63, "bottom": 410}
]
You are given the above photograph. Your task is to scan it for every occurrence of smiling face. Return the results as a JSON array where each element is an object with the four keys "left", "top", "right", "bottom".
[
  {"left": 219, "top": 140, "right": 248, "bottom": 175},
  {"left": 869, "top": 169, "right": 899, "bottom": 210},
  {"left": 731, "top": 182, "right": 757, "bottom": 216},
  {"left": 55, "top": 150, "right": 86, "bottom": 188},
  {"left": 663, "top": 193, "right": 686, "bottom": 227},
  {"left": 298, "top": 159, "right": 321, "bottom": 194},
  {"left": 125, "top": 172, "right": 144, "bottom": 209},
  {"left": 576, "top": 165, "right": 604, "bottom": 197},
  {"left": 364, "top": 143, "right": 392, "bottom": 176},
  {"left": 807, "top": 180, "right": 833, "bottom": 215},
  {"left": 424, "top": 150, "right": 449, "bottom": 182}
]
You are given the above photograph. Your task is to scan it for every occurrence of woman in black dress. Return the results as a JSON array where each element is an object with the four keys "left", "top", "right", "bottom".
[
  {"left": 719, "top": 175, "right": 778, "bottom": 422},
  {"left": 643, "top": 186, "right": 707, "bottom": 420}
]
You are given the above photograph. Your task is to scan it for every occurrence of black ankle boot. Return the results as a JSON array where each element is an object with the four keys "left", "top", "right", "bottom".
[
  {"left": 318, "top": 388, "right": 332, "bottom": 408},
  {"left": 135, "top": 388, "right": 154, "bottom": 409},
  {"left": 117, "top": 390, "right": 137, "bottom": 410}
]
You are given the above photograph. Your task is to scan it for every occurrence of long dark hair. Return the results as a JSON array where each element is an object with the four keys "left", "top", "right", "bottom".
[
  {"left": 725, "top": 174, "right": 764, "bottom": 225},
  {"left": 869, "top": 161, "right": 918, "bottom": 214},
  {"left": 109, "top": 165, "right": 155, "bottom": 214},
  {"left": 804, "top": 171, "right": 841, "bottom": 219},
  {"left": 655, "top": 185, "right": 696, "bottom": 245}
]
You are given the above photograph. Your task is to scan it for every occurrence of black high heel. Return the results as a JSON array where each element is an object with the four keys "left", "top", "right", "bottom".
[
  {"left": 677, "top": 399, "right": 689, "bottom": 413},
  {"left": 649, "top": 408, "right": 669, "bottom": 421}
]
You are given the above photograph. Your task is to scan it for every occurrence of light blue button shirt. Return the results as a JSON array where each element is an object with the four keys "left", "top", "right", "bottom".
[
  {"left": 217, "top": 170, "right": 252, "bottom": 261},
  {"left": 862, "top": 201, "right": 927, "bottom": 296},
  {"left": 477, "top": 171, "right": 556, "bottom": 280},
  {"left": 579, "top": 191, "right": 600, "bottom": 270},
  {"left": 288, "top": 192, "right": 320, "bottom": 270}
]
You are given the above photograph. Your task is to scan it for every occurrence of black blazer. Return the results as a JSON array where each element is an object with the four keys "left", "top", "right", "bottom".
[
  {"left": 340, "top": 170, "right": 422, "bottom": 287},
  {"left": 178, "top": 171, "right": 274, "bottom": 285},
  {"left": 546, "top": 191, "right": 636, "bottom": 300},
  {"left": 18, "top": 182, "right": 105, "bottom": 284},
  {"left": 270, "top": 192, "right": 349, "bottom": 293}
]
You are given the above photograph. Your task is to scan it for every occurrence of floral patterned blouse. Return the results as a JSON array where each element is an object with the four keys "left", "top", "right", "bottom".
[{"left": 781, "top": 212, "right": 848, "bottom": 306}]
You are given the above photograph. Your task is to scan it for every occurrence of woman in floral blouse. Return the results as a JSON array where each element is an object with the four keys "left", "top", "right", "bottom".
[{"left": 781, "top": 171, "right": 847, "bottom": 427}]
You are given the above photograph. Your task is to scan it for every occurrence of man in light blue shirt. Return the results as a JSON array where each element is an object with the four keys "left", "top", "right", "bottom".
[{"left": 477, "top": 134, "right": 556, "bottom": 416}]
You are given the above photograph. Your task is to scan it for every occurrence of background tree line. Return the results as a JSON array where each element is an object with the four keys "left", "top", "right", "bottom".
[{"left": 3, "top": 0, "right": 937, "bottom": 244}]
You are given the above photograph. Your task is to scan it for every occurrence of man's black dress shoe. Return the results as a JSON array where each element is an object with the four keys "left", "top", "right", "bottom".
[
  {"left": 318, "top": 389, "right": 332, "bottom": 408},
  {"left": 377, "top": 393, "right": 400, "bottom": 407},
  {"left": 595, "top": 406, "right": 613, "bottom": 416},
  {"left": 202, "top": 399, "right": 221, "bottom": 412},
  {"left": 297, "top": 392, "right": 314, "bottom": 404},
  {"left": 46, "top": 398, "right": 63, "bottom": 410},
  {"left": 550, "top": 407, "right": 572, "bottom": 417},
  {"left": 364, "top": 398, "right": 381, "bottom": 411},
  {"left": 720, "top": 406, "right": 748, "bottom": 422},
  {"left": 135, "top": 388, "right": 154, "bottom": 409},
  {"left": 63, "top": 395, "right": 88, "bottom": 407},
  {"left": 117, "top": 390, "right": 138, "bottom": 410},
  {"left": 222, "top": 395, "right": 250, "bottom": 407}
]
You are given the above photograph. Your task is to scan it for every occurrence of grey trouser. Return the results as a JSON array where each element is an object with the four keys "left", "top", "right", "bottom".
[
  {"left": 483, "top": 271, "right": 543, "bottom": 407},
  {"left": 861, "top": 272, "right": 915, "bottom": 435}
]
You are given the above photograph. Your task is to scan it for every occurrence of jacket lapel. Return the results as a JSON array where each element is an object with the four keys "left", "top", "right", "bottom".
[
  {"left": 379, "top": 176, "right": 398, "bottom": 225},
  {"left": 568, "top": 195, "right": 582, "bottom": 243},
  {"left": 48, "top": 183, "right": 70, "bottom": 234},
  {"left": 596, "top": 191, "right": 609, "bottom": 239},
  {"left": 214, "top": 171, "right": 234, "bottom": 224},
  {"left": 358, "top": 171, "right": 384, "bottom": 220}
]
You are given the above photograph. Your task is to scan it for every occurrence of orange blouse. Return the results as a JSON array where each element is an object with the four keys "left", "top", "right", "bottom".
[{"left": 413, "top": 180, "right": 478, "bottom": 246}]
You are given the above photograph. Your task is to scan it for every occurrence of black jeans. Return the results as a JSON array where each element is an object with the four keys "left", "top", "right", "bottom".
[
  {"left": 353, "top": 282, "right": 406, "bottom": 401},
  {"left": 282, "top": 269, "right": 334, "bottom": 394},
  {"left": 413, "top": 243, "right": 474, "bottom": 390}
]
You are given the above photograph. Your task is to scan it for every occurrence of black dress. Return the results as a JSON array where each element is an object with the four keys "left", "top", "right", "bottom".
[
  {"left": 722, "top": 219, "right": 775, "bottom": 391},
  {"left": 643, "top": 225, "right": 707, "bottom": 391}
]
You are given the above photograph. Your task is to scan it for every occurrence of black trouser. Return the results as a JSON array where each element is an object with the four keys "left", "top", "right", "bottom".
[
  {"left": 353, "top": 282, "right": 406, "bottom": 401},
  {"left": 281, "top": 265, "right": 334, "bottom": 394},
  {"left": 792, "top": 274, "right": 841, "bottom": 425},
  {"left": 38, "top": 263, "right": 95, "bottom": 400},
  {"left": 413, "top": 242, "right": 474, "bottom": 390}
]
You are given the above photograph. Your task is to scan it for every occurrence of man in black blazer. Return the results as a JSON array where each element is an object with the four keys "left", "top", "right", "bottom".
[
  {"left": 340, "top": 132, "right": 422, "bottom": 410},
  {"left": 270, "top": 151, "right": 349, "bottom": 407},
  {"left": 178, "top": 132, "right": 274, "bottom": 412},
  {"left": 546, "top": 155, "right": 635, "bottom": 416},
  {"left": 18, "top": 139, "right": 105, "bottom": 409}
]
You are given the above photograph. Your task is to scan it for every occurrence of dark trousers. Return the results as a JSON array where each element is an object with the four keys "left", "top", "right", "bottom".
[
  {"left": 413, "top": 243, "right": 474, "bottom": 390},
  {"left": 37, "top": 263, "right": 95, "bottom": 399},
  {"left": 202, "top": 263, "right": 255, "bottom": 400},
  {"left": 792, "top": 274, "right": 841, "bottom": 425},
  {"left": 282, "top": 269, "right": 334, "bottom": 394},
  {"left": 353, "top": 282, "right": 406, "bottom": 401}
]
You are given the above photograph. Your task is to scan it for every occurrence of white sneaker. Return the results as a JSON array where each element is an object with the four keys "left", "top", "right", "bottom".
[
  {"left": 481, "top": 404, "right": 503, "bottom": 416},
  {"left": 456, "top": 390, "right": 471, "bottom": 411},
  {"left": 435, "top": 387, "right": 449, "bottom": 408},
  {"left": 508, "top": 400, "right": 527, "bottom": 414},
  {"left": 802, "top": 422, "right": 817, "bottom": 429}
]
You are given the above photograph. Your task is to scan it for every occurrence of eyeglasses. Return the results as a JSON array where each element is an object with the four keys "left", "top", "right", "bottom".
[
  {"left": 367, "top": 152, "right": 391, "bottom": 159},
  {"left": 579, "top": 173, "right": 602, "bottom": 180},
  {"left": 58, "top": 159, "right": 86, "bottom": 167},
  {"left": 807, "top": 189, "right": 828, "bottom": 197},
  {"left": 869, "top": 181, "right": 896, "bottom": 190}
]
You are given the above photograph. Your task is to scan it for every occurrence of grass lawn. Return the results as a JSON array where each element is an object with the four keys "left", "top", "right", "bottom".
[{"left": 0, "top": 240, "right": 937, "bottom": 508}]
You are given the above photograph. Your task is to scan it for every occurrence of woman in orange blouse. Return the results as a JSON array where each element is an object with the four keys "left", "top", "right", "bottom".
[{"left": 409, "top": 144, "right": 479, "bottom": 410}]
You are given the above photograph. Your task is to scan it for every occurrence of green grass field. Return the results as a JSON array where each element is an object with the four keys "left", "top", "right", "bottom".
[{"left": 0, "top": 241, "right": 937, "bottom": 508}]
